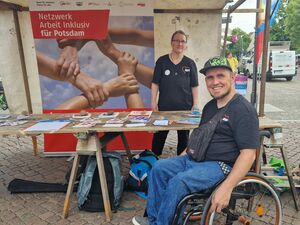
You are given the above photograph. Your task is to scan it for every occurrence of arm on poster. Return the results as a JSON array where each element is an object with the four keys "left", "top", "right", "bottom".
[
  {"left": 55, "top": 39, "right": 91, "bottom": 79},
  {"left": 36, "top": 51, "right": 109, "bottom": 107},
  {"left": 57, "top": 28, "right": 153, "bottom": 49},
  {"left": 57, "top": 28, "right": 154, "bottom": 88},
  {"left": 95, "top": 35, "right": 154, "bottom": 89},
  {"left": 108, "top": 28, "right": 154, "bottom": 48},
  {"left": 55, "top": 73, "right": 140, "bottom": 109},
  {"left": 117, "top": 52, "right": 144, "bottom": 108},
  {"left": 56, "top": 46, "right": 80, "bottom": 80}
]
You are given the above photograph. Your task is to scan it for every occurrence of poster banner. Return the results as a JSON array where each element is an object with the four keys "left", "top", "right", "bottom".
[{"left": 29, "top": 0, "right": 154, "bottom": 154}]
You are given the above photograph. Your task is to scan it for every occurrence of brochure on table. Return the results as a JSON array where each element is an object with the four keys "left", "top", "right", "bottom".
[{"left": 127, "top": 111, "right": 152, "bottom": 123}]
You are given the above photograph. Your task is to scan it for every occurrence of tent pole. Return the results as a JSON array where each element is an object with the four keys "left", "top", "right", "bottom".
[
  {"left": 250, "top": 0, "right": 261, "bottom": 109},
  {"left": 258, "top": 0, "right": 271, "bottom": 117},
  {"left": 13, "top": 9, "right": 38, "bottom": 155}
]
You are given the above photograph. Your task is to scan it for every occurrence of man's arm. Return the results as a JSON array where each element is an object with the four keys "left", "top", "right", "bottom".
[
  {"left": 209, "top": 149, "right": 256, "bottom": 213},
  {"left": 191, "top": 86, "right": 199, "bottom": 110}
]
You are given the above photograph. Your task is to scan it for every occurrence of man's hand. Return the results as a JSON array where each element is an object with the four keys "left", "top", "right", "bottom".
[
  {"left": 117, "top": 52, "right": 138, "bottom": 74},
  {"left": 209, "top": 185, "right": 233, "bottom": 214},
  {"left": 56, "top": 46, "right": 80, "bottom": 80},
  {"left": 70, "top": 73, "right": 109, "bottom": 108},
  {"left": 105, "top": 73, "right": 139, "bottom": 97}
]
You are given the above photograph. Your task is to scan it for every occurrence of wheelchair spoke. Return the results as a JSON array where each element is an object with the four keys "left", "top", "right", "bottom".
[{"left": 201, "top": 174, "right": 282, "bottom": 225}]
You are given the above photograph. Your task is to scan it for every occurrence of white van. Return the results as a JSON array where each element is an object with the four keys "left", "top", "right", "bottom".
[
  {"left": 243, "top": 50, "right": 296, "bottom": 81},
  {"left": 268, "top": 50, "right": 296, "bottom": 81}
]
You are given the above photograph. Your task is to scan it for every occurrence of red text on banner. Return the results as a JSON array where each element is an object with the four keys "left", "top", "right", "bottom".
[{"left": 30, "top": 10, "right": 109, "bottom": 39}]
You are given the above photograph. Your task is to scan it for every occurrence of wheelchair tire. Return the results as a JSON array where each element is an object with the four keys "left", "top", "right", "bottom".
[{"left": 200, "top": 173, "right": 282, "bottom": 225}]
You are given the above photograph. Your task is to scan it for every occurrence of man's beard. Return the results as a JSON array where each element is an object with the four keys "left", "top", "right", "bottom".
[{"left": 210, "top": 87, "right": 231, "bottom": 100}]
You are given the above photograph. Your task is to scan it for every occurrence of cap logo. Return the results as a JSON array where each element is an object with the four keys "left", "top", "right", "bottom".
[{"left": 210, "top": 57, "right": 228, "bottom": 66}]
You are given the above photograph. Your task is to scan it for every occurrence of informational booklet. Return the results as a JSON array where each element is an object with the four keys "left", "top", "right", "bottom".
[
  {"left": 98, "top": 112, "right": 119, "bottom": 119},
  {"left": 183, "top": 109, "right": 201, "bottom": 118},
  {"left": 102, "top": 123, "right": 123, "bottom": 128},
  {"left": 0, "top": 114, "right": 10, "bottom": 120},
  {"left": 175, "top": 118, "right": 200, "bottom": 125},
  {"left": 24, "top": 120, "right": 71, "bottom": 132},
  {"left": 127, "top": 110, "right": 152, "bottom": 123},
  {"left": 106, "top": 118, "right": 127, "bottom": 124},
  {"left": 125, "top": 123, "right": 146, "bottom": 127},
  {"left": 72, "top": 118, "right": 102, "bottom": 128},
  {"left": 128, "top": 110, "right": 152, "bottom": 118},
  {"left": 153, "top": 119, "right": 169, "bottom": 126},
  {"left": 128, "top": 118, "right": 151, "bottom": 123}
]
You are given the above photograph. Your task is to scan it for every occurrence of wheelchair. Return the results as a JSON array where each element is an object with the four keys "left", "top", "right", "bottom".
[{"left": 171, "top": 130, "right": 283, "bottom": 225}]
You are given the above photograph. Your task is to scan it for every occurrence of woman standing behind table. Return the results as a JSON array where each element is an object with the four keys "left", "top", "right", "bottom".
[{"left": 151, "top": 30, "right": 199, "bottom": 156}]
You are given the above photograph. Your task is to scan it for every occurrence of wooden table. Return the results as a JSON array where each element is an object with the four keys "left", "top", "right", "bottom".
[
  {"left": 0, "top": 111, "right": 198, "bottom": 221},
  {"left": 2, "top": 113, "right": 297, "bottom": 219}
]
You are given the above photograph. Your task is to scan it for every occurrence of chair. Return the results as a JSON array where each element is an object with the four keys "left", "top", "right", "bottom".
[{"left": 171, "top": 131, "right": 283, "bottom": 225}]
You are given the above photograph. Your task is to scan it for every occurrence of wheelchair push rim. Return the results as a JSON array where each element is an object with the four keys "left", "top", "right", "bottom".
[{"left": 202, "top": 175, "right": 282, "bottom": 225}]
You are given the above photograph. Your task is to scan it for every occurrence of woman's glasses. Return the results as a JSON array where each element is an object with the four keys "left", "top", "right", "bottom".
[{"left": 172, "top": 39, "right": 187, "bottom": 44}]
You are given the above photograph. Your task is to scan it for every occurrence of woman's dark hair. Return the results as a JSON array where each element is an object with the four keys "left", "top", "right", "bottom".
[{"left": 171, "top": 30, "right": 188, "bottom": 42}]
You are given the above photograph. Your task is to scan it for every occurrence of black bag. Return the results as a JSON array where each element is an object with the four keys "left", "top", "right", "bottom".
[{"left": 187, "top": 94, "right": 238, "bottom": 162}]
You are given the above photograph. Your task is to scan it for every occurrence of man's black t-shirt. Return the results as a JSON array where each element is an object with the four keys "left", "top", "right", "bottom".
[
  {"left": 200, "top": 95, "right": 260, "bottom": 166},
  {"left": 152, "top": 54, "right": 198, "bottom": 111}
]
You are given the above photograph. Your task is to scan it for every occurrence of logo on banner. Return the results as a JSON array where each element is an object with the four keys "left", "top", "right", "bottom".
[
  {"left": 119, "top": 2, "right": 134, "bottom": 7},
  {"left": 35, "top": 1, "right": 55, "bottom": 7},
  {"left": 59, "top": 1, "right": 71, "bottom": 6},
  {"left": 88, "top": 2, "right": 100, "bottom": 6},
  {"left": 137, "top": 3, "right": 146, "bottom": 7},
  {"left": 75, "top": 2, "right": 83, "bottom": 6}
]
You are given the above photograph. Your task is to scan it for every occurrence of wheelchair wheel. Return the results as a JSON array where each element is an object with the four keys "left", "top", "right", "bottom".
[{"left": 201, "top": 173, "right": 282, "bottom": 225}]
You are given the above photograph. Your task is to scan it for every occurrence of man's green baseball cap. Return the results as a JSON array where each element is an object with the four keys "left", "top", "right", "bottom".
[{"left": 200, "top": 56, "right": 232, "bottom": 75}]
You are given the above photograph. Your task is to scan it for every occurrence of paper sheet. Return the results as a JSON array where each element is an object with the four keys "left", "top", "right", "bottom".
[{"left": 24, "top": 120, "right": 71, "bottom": 132}]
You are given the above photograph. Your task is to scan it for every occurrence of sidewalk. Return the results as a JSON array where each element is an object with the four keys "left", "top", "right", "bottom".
[{"left": 0, "top": 121, "right": 300, "bottom": 225}]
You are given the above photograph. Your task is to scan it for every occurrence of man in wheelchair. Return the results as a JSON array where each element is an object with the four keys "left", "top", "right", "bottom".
[{"left": 132, "top": 56, "right": 260, "bottom": 225}]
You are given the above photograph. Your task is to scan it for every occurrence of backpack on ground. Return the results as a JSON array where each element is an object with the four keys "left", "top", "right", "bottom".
[
  {"left": 77, "top": 152, "right": 124, "bottom": 212},
  {"left": 126, "top": 149, "right": 158, "bottom": 192}
]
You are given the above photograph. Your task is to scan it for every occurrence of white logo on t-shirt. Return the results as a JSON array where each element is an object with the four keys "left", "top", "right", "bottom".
[{"left": 164, "top": 69, "right": 170, "bottom": 76}]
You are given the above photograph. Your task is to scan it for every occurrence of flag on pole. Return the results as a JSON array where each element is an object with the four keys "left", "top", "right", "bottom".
[{"left": 255, "top": 0, "right": 282, "bottom": 65}]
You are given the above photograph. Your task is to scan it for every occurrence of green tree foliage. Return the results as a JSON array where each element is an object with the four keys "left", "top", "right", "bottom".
[
  {"left": 270, "top": 0, "right": 290, "bottom": 41},
  {"left": 227, "top": 28, "right": 251, "bottom": 58},
  {"left": 285, "top": 0, "right": 300, "bottom": 52}
]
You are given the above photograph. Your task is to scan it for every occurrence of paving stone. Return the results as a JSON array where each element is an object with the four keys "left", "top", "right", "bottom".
[{"left": 0, "top": 124, "right": 300, "bottom": 224}]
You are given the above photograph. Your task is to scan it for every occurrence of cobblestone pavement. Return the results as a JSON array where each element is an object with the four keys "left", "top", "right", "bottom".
[{"left": 0, "top": 122, "right": 300, "bottom": 225}]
